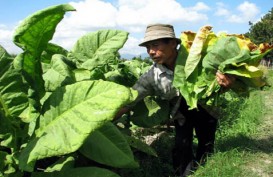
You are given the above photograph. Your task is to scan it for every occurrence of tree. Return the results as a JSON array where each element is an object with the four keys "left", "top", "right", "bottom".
[{"left": 245, "top": 8, "right": 273, "bottom": 60}]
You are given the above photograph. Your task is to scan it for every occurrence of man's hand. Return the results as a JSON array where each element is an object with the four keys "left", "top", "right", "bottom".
[{"left": 216, "top": 71, "right": 235, "bottom": 88}]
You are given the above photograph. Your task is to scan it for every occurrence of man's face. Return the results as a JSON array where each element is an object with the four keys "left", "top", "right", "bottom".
[{"left": 145, "top": 39, "right": 176, "bottom": 65}]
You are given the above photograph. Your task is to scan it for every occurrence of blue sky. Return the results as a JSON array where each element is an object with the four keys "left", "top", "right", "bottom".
[{"left": 0, "top": 0, "right": 272, "bottom": 57}]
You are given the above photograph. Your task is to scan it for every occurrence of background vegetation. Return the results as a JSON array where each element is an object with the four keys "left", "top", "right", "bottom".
[{"left": 245, "top": 7, "right": 273, "bottom": 60}]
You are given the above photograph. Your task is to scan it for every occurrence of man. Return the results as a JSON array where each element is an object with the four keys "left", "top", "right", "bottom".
[{"left": 115, "top": 24, "right": 234, "bottom": 176}]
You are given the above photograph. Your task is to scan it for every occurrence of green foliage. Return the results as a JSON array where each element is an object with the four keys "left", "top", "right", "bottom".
[
  {"left": 69, "top": 30, "right": 128, "bottom": 71},
  {"left": 216, "top": 89, "right": 262, "bottom": 139},
  {"left": 132, "top": 56, "right": 153, "bottom": 65},
  {"left": 0, "top": 3, "right": 162, "bottom": 177},
  {"left": 247, "top": 8, "right": 273, "bottom": 45},
  {"left": 191, "top": 81, "right": 268, "bottom": 177},
  {"left": 13, "top": 4, "right": 76, "bottom": 116},
  {"left": 193, "top": 149, "right": 245, "bottom": 177},
  {"left": 192, "top": 71, "right": 273, "bottom": 177},
  {"left": 79, "top": 122, "right": 138, "bottom": 168},
  {"left": 31, "top": 167, "right": 121, "bottom": 177},
  {"left": 130, "top": 96, "right": 170, "bottom": 128},
  {"left": 0, "top": 45, "right": 29, "bottom": 118},
  {"left": 7, "top": 3, "right": 272, "bottom": 177},
  {"left": 19, "top": 81, "right": 137, "bottom": 171},
  {"left": 246, "top": 8, "right": 273, "bottom": 59}
]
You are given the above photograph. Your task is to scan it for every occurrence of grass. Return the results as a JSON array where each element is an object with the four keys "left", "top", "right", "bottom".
[
  {"left": 191, "top": 69, "right": 273, "bottom": 177},
  {"left": 118, "top": 69, "right": 273, "bottom": 177},
  {"left": 192, "top": 149, "right": 245, "bottom": 177},
  {"left": 216, "top": 89, "right": 263, "bottom": 147}
]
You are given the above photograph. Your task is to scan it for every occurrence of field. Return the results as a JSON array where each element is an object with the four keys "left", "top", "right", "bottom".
[
  {"left": 119, "top": 69, "right": 273, "bottom": 177},
  {"left": 1, "top": 4, "right": 272, "bottom": 177}
]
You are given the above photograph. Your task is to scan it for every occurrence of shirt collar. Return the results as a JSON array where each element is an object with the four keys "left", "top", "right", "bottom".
[{"left": 154, "top": 63, "right": 174, "bottom": 75}]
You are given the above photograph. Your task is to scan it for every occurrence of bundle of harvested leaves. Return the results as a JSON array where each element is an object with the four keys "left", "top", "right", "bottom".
[{"left": 173, "top": 26, "right": 273, "bottom": 109}]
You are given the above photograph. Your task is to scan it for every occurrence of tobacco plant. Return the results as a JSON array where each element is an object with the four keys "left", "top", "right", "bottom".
[{"left": 0, "top": 4, "right": 168, "bottom": 177}]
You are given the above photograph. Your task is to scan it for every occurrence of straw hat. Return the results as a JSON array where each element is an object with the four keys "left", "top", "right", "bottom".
[{"left": 139, "top": 23, "right": 181, "bottom": 46}]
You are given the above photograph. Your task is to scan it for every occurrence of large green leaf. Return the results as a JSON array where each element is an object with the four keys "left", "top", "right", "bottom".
[
  {"left": 203, "top": 36, "right": 267, "bottom": 88},
  {"left": 104, "top": 70, "right": 130, "bottom": 86},
  {"left": 19, "top": 80, "right": 137, "bottom": 171},
  {"left": 80, "top": 122, "right": 138, "bottom": 168},
  {"left": 184, "top": 26, "right": 212, "bottom": 80},
  {"left": 41, "top": 43, "right": 69, "bottom": 64},
  {"left": 124, "top": 135, "right": 157, "bottom": 157},
  {"left": 73, "top": 68, "right": 105, "bottom": 82},
  {"left": 130, "top": 96, "right": 170, "bottom": 128},
  {"left": 173, "top": 48, "right": 197, "bottom": 109},
  {"left": 202, "top": 36, "right": 243, "bottom": 71},
  {"left": 43, "top": 54, "right": 75, "bottom": 92},
  {"left": 69, "top": 30, "right": 128, "bottom": 70},
  {"left": 0, "top": 45, "right": 12, "bottom": 65},
  {"left": 0, "top": 45, "right": 29, "bottom": 118},
  {"left": 44, "top": 156, "right": 75, "bottom": 172},
  {"left": 12, "top": 4, "right": 76, "bottom": 110},
  {"left": 32, "top": 167, "right": 121, "bottom": 177},
  {"left": 13, "top": 4, "right": 75, "bottom": 53}
]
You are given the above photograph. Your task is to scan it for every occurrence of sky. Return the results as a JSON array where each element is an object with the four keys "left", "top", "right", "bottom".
[{"left": 0, "top": 0, "right": 272, "bottom": 58}]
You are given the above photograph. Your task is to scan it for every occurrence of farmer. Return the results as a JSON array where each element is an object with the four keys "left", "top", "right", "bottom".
[{"left": 115, "top": 24, "right": 234, "bottom": 176}]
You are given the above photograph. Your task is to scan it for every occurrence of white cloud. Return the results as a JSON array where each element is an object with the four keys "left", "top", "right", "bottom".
[
  {"left": 52, "top": 0, "right": 209, "bottom": 55},
  {"left": 117, "top": 0, "right": 208, "bottom": 26},
  {"left": 67, "top": 0, "right": 118, "bottom": 29},
  {"left": 0, "top": 25, "right": 13, "bottom": 39},
  {"left": 213, "top": 0, "right": 260, "bottom": 31},
  {"left": 0, "top": 25, "right": 22, "bottom": 54},
  {"left": 1, "top": 0, "right": 211, "bottom": 56},
  {"left": 188, "top": 2, "right": 210, "bottom": 12},
  {"left": 214, "top": 2, "right": 230, "bottom": 17},
  {"left": 215, "top": 8, "right": 230, "bottom": 16},
  {"left": 117, "top": 0, "right": 147, "bottom": 9},
  {"left": 119, "top": 36, "right": 146, "bottom": 56},
  {"left": 227, "top": 1, "right": 260, "bottom": 23}
]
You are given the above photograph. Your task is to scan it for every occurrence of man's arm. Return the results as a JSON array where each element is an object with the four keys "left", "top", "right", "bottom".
[
  {"left": 113, "top": 107, "right": 130, "bottom": 121},
  {"left": 114, "top": 66, "right": 155, "bottom": 121}
]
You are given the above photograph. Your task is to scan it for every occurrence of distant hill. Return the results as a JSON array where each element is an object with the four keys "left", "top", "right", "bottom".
[{"left": 121, "top": 53, "right": 149, "bottom": 60}]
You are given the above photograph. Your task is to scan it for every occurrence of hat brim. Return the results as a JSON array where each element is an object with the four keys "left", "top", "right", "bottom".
[{"left": 139, "top": 37, "right": 181, "bottom": 47}]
